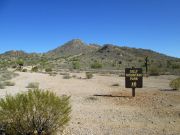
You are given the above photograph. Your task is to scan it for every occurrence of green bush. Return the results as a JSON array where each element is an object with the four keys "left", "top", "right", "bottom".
[
  {"left": 91, "top": 62, "right": 102, "bottom": 69},
  {"left": 86, "top": 72, "right": 93, "bottom": 79},
  {"left": 17, "top": 59, "right": 24, "bottom": 67},
  {"left": 26, "top": 82, "right": 39, "bottom": 89},
  {"left": 72, "top": 62, "right": 80, "bottom": 69},
  {"left": 45, "top": 68, "right": 52, "bottom": 72},
  {"left": 169, "top": 77, "right": 180, "bottom": 90},
  {"left": 0, "top": 89, "right": 71, "bottom": 135},
  {"left": 31, "top": 66, "right": 38, "bottom": 72},
  {"left": 4, "top": 81, "right": 15, "bottom": 86},
  {"left": 149, "top": 66, "right": 160, "bottom": 76},
  {"left": 22, "top": 68, "right": 28, "bottom": 72},
  {"left": 172, "top": 63, "right": 180, "bottom": 69}
]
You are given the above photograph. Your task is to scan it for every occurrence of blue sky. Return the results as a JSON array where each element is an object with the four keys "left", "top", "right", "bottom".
[{"left": 0, "top": 0, "right": 180, "bottom": 58}]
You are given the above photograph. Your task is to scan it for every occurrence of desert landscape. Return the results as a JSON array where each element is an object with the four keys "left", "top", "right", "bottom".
[
  {"left": 0, "top": 39, "right": 179, "bottom": 135},
  {"left": 0, "top": 69, "right": 179, "bottom": 135},
  {"left": 1, "top": 1, "right": 180, "bottom": 134}
]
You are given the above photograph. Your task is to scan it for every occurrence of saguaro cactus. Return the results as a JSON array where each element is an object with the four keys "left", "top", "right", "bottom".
[{"left": 145, "top": 56, "right": 149, "bottom": 76}]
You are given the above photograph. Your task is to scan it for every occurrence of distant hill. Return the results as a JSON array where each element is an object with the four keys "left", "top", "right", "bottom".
[
  {"left": 0, "top": 39, "right": 179, "bottom": 75},
  {"left": 46, "top": 39, "right": 177, "bottom": 60},
  {"left": 47, "top": 39, "right": 99, "bottom": 57},
  {"left": 1, "top": 50, "right": 29, "bottom": 57}
]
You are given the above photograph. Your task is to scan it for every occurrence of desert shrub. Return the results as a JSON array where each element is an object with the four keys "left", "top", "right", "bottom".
[
  {"left": 26, "top": 82, "right": 39, "bottom": 89},
  {"left": 149, "top": 66, "right": 160, "bottom": 76},
  {"left": 169, "top": 77, "right": 180, "bottom": 90},
  {"left": 31, "top": 66, "right": 38, "bottom": 72},
  {"left": 72, "top": 61, "right": 80, "bottom": 69},
  {"left": 91, "top": 62, "right": 102, "bottom": 69},
  {"left": 0, "top": 70, "right": 19, "bottom": 82},
  {"left": 60, "top": 72, "right": 69, "bottom": 76},
  {"left": 16, "top": 66, "right": 22, "bottom": 71},
  {"left": 118, "top": 61, "right": 122, "bottom": 64},
  {"left": 86, "top": 72, "right": 93, "bottom": 79},
  {"left": 22, "top": 68, "right": 28, "bottom": 72},
  {"left": 63, "top": 74, "right": 71, "bottom": 79},
  {"left": 45, "top": 68, "right": 52, "bottom": 72},
  {"left": 4, "top": 81, "right": 15, "bottom": 86},
  {"left": 49, "top": 72, "right": 57, "bottom": 76},
  {"left": 0, "top": 72, "right": 12, "bottom": 81},
  {"left": 172, "top": 63, "right": 180, "bottom": 69},
  {"left": 72, "top": 75, "right": 77, "bottom": 78},
  {"left": 0, "top": 88, "right": 71, "bottom": 135},
  {"left": 12, "top": 65, "right": 17, "bottom": 69},
  {"left": 0, "top": 82, "right": 5, "bottom": 89},
  {"left": 17, "top": 59, "right": 24, "bottom": 67}
]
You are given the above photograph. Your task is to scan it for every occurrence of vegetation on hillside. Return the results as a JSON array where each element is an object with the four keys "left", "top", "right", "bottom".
[{"left": 0, "top": 39, "right": 179, "bottom": 75}]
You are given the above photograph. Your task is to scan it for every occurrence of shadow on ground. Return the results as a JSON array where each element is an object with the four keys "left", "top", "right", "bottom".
[
  {"left": 93, "top": 94, "right": 132, "bottom": 98},
  {"left": 159, "top": 89, "right": 178, "bottom": 92}
]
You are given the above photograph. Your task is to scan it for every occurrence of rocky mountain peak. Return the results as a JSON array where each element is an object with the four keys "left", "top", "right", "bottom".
[
  {"left": 3, "top": 50, "right": 27, "bottom": 56},
  {"left": 65, "top": 39, "right": 85, "bottom": 47}
]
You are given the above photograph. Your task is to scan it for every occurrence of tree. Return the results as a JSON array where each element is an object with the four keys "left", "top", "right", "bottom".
[
  {"left": 0, "top": 89, "right": 71, "bottom": 135},
  {"left": 72, "top": 61, "right": 80, "bottom": 69},
  {"left": 17, "top": 59, "right": 24, "bottom": 69}
]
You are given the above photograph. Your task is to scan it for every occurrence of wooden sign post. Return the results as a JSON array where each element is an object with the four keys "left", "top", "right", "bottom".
[{"left": 125, "top": 67, "right": 143, "bottom": 97}]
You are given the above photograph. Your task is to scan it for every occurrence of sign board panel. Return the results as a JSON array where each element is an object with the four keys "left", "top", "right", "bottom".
[{"left": 125, "top": 68, "right": 143, "bottom": 88}]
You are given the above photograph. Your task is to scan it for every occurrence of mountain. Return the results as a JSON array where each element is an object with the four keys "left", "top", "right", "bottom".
[
  {"left": 0, "top": 39, "right": 179, "bottom": 75},
  {"left": 1, "top": 50, "right": 29, "bottom": 57},
  {"left": 44, "top": 39, "right": 179, "bottom": 74},
  {"left": 47, "top": 39, "right": 177, "bottom": 61},
  {"left": 47, "top": 39, "right": 99, "bottom": 57}
]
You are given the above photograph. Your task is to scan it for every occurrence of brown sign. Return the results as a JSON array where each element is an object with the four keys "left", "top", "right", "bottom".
[{"left": 125, "top": 68, "right": 143, "bottom": 88}]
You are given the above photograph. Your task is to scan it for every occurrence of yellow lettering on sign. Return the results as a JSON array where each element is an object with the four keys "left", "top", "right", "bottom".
[
  {"left": 130, "top": 77, "right": 138, "bottom": 81},
  {"left": 130, "top": 70, "right": 138, "bottom": 73},
  {"left": 126, "top": 73, "right": 142, "bottom": 77}
]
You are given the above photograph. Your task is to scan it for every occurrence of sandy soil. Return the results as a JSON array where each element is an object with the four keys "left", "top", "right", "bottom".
[{"left": 0, "top": 72, "right": 180, "bottom": 135}]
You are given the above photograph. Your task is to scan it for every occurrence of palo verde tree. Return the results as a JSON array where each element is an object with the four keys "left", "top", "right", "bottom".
[
  {"left": 0, "top": 89, "right": 71, "bottom": 135},
  {"left": 16, "top": 59, "right": 24, "bottom": 69}
]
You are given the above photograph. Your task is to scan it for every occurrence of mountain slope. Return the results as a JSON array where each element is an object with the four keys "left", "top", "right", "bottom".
[
  {"left": 47, "top": 39, "right": 99, "bottom": 57},
  {"left": 0, "top": 39, "right": 179, "bottom": 74}
]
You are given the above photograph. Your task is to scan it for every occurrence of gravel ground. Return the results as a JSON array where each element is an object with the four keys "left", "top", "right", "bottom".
[{"left": 0, "top": 72, "right": 179, "bottom": 135}]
